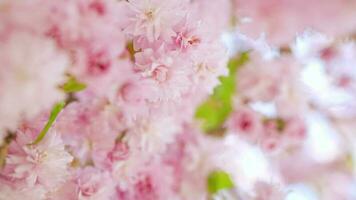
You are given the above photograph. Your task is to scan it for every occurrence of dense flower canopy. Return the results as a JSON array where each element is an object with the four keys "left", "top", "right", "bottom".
[{"left": 0, "top": 0, "right": 356, "bottom": 199}]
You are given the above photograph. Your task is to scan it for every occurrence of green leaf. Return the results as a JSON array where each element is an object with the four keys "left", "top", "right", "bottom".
[
  {"left": 207, "top": 170, "right": 234, "bottom": 194},
  {"left": 62, "top": 76, "right": 86, "bottom": 93},
  {"left": 195, "top": 52, "right": 249, "bottom": 133},
  {"left": 30, "top": 101, "right": 65, "bottom": 145}
]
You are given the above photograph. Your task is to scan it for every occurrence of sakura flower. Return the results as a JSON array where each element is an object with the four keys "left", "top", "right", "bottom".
[
  {"left": 227, "top": 102, "right": 307, "bottom": 153},
  {"left": 0, "top": 0, "right": 54, "bottom": 35},
  {"left": 0, "top": 0, "right": 355, "bottom": 199},
  {"left": 169, "top": 11, "right": 215, "bottom": 53},
  {"left": 237, "top": 54, "right": 297, "bottom": 102},
  {"left": 226, "top": 106, "right": 263, "bottom": 143},
  {"left": 115, "top": 81, "right": 151, "bottom": 121},
  {"left": 292, "top": 32, "right": 356, "bottom": 118},
  {"left": 4, "top": 131, "right": 73, "bottom": 190},
  {"left": 190, "top": 0, "right": 232, "bottom": 38},
  {"left": 133, "top": 48, "right": 190, "bottom": 102},
  {"left": 124, "top": 0, "right": 186, "bottom": 42},
  {"left": 111, "top": 150, "right": 148, "bottom": 189},
  {"left": 259, "top": 116, "right": 307, "bottom": 153},
  {"left": 54, "top": 98, "right": 123, "bottom": 167},
  {"left": 0, "top": 183, "right": 46, "bottom": 200},
  {"left": 117, "top": 159, "right": 177, "bottom": 200},
  {"left": 292, "top": 30, "right": 333, "bottom": 62},
  {"left": 75, "top": 168, "right": 116, "bottom": 200},
  {"left": 50, "top": 167, "right": 116, "bottom": 200},
  {"left": 111, "top": 116, "right": 180, "bottom": 189},
  {"left": 190, "top": 43, "right": 229, "bottom": 94},
  {"left": 324, "top": 42, "right": 356, "bottom": 93},
  {"left": 171, "top": 18, "right": 203, "bottom": 52},
  {"left": 235, "top": 0, "right": 356, "bottom": 46},
  {"left": 45, "top": 0, "right": 129, "bottom": 97},
  {"left": 124, "top": 115, "right": 180, "bottom": 155},
  {"left": 167, "top": 130, "right": 233, "bottom": 200},
  {"left": 237, "top": 57, "right": 281, "bottom": 102},
  {"left": 0, "top": 32, "right": 68, "bottom": 141},
  {"left": 105, "top": 142, "right": 130, "bottom": 165}
]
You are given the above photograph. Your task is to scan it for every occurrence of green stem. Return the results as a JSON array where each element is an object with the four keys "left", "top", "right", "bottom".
[{"left": 30, "top": 101, "right": 65, "bottom": 145}]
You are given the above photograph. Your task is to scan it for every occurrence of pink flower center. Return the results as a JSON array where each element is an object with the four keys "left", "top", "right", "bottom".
[
  {"left": 175, "top": 31, "right": 200, "bottom": 50},
  {"left": 107, "top": 142, "right": 129, "bottom": 162},
  {"left": 320, "top": 47, "right": 336, "bottom": 61},
  {"left": 152, "top": 66, "right": 169, "bottom": 82},
  {"left": 89, "top": 1, "right": 106, "bottom": 15},
  {"left": 28, "top": 148, "right": 48, "bottom": 164},
  {"left": 80, "top": 185, "right": 98, "bottom": 197},
  {"left": 88, "top": 52, "right": 111, "bottom": 75},
  {"left": 234, "top": 113, "right": 253, "bottom": 132},
  {"left": 135, "top": 176, "right": 155, "bottom": 195}
]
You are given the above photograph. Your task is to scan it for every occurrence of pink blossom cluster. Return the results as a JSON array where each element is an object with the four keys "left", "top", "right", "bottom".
[{"left": 0, "top": 0, "right": 356, "bottom": 200}]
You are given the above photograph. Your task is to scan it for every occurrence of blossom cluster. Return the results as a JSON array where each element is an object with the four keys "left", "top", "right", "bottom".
[{"left": 0, "top": 0, "right": 356, "bottom": 200}]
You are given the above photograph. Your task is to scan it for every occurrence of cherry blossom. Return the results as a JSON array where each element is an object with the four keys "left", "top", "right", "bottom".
[
  {"left": 4, "top": 131, "right": 72, "bottom": 191},
  {"left": 0, "top": 0, "right": 355, "bottom": 199}
]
